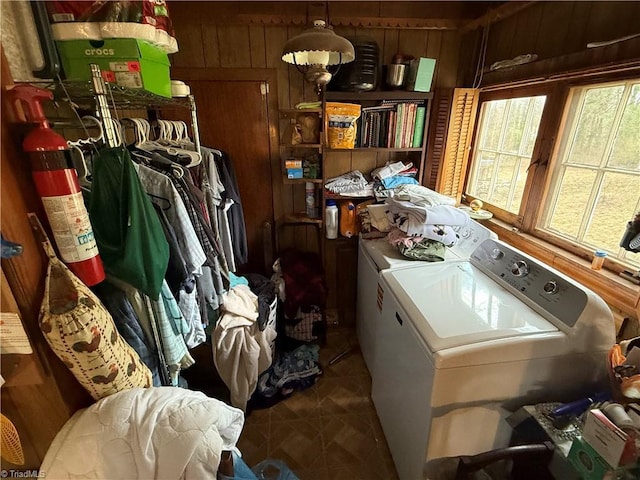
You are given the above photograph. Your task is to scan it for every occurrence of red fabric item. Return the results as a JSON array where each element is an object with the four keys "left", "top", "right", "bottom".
[{"left": 279, "top": 250, "right": 327, "bottom": 319}]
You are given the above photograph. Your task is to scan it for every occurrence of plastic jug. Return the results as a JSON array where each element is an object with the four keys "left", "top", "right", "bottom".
[
  {"left": 325, "top": 200, "right": 339, "bottom": 239},
  {"left": 340, "top": 201, "right": 357, "bottom": 238}
]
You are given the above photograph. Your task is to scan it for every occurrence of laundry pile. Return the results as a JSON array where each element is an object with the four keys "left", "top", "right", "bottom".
[
  {"left": 361, "top": 184, "right": 470, "bottom": 262},
  {"left": 249, "top": 344, "right": 322, "bottom": 409},
  {"left": 371, "top": 161, "right": 419, "bottom": 198},
  {"left": 324, "top": 161, "right": 422, "bottom": 200}
]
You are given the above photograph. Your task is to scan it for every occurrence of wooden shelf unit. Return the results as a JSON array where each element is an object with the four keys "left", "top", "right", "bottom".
[{"left": 321, "top": 90, "right": 434, "bottom": 325}]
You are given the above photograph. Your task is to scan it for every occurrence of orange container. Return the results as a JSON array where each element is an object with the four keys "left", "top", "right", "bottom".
[{"left": 340, "top": 201, "right": 357, "bottom": 238}]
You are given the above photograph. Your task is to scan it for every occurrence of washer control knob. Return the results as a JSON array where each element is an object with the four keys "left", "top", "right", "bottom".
[
  {"left": 491, "top": 248, "right": 504, "bottom": 260},
  {"left": 543, "top": 280, "right": 559, "bottom": 294},
  {"left": 511, "top": 260, "right": 530, "bottom": 277},
  {"left": 460, "top": 228, "right": 471, "bottom": 239}
]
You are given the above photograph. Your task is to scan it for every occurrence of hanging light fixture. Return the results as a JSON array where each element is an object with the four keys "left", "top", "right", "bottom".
[{"left": 281, "top": 19, "right": 355, "bottom": 95}]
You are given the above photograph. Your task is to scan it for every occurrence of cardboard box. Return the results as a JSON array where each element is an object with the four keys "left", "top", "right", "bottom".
[
  {"left": 285, "top": 160, "right": 303, "bottom": 169},
  {"left": 568, "top": 437, "right": 615, "bottom": 480},
  {"left": 581, "top": 409, "right": 628, "bottom": 468},
  {"left": 287, "top": 168, "right": 303, "bottom": 179},
  {"left": 56, "top": 39, "right": 171, "bottom": 97},
  {"left": 406, "top": 57, "right": 436, "bottom": 93}
]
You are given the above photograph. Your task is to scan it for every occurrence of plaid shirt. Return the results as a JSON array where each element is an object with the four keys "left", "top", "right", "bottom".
[{"left": 134, "top": 163, "right": 206, "bottom": 276}]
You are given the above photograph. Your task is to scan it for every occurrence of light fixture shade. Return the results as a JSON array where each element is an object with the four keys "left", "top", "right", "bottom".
[{"left": 282, "top": 20, "right": 355, "bottom": 66}]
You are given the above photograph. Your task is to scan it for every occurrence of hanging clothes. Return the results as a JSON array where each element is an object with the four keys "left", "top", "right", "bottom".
[
  {"left": 89, "top": 146, "right": 169, "bottom": 298},
  {"left": 108, "top": 276, "right": 194, "bottom": 386},
  {"left": 198, "top": 148, "right": 236, "bottom": 272},
  {"left": 133, "top": 161, "right": 206, "bottom": 276},
  {"left": 177, "top": 287, "right": 207, "bottom": 347},
  {"left": 92, "top": 282, "right": 164, "bottom": 386},
  {"left": 151, "top": 282, "right": 196, "bottom": 386},
  {"left": 152, "top": 203, "right": 193, "bottom": 296},
  {"left": 214, "top": 151, "right": 248, "bottom": 266},
  {"left": 137, "top": 152, "right": 230, "bottom": 308}
]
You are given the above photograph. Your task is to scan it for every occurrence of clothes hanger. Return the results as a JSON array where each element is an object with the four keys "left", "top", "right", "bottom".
[
  {"left": 79, "top": 115, "right": 104, "bottom": 146},
  {"left": 146, "top": 117, "right": 201, "bottom": 167},
  {"left": 67, "top": 143, "right": 91, "bottom": 188}
]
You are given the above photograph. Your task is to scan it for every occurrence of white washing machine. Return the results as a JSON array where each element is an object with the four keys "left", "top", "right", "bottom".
[
  {"left": 356, "top": 219, "right": 497, "bottom": 373},
  {"left": 371, "top": 238, "right": 615, "bottom": 480}
]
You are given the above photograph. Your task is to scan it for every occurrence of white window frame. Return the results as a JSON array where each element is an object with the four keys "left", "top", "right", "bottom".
[
  {"left": 540, "top": 79, "right": 640, "bottom": 268},
  {"left": 468, "top": 95, "right": 547, "bottom": 215}
]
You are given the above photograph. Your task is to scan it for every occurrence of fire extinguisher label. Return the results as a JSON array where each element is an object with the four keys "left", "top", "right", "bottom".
[{"left": 40, "top": 192, "right": 99, "bottom": 263}]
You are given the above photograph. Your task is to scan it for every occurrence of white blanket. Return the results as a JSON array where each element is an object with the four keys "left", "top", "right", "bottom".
[{"left": 40, "top": 387, "right": 244, "bottom": 480}]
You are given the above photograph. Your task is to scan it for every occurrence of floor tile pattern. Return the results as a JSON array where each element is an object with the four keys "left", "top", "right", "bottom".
[{"left": 237, "top": 326, "right": 398, "bottom": 480}]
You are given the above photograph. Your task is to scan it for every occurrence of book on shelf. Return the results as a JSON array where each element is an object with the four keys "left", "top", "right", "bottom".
[
  {"left": 405, "top": 103, "right": 417, "bottom": 148},
  {"left": 412, "top": 106, "right": 427, "bottom": 148},
  {"left": 354, "top": 100, "right": 426, "bottom": 149},
  {"left": 387, "top": 110, "right": 396, "bottom": 148},
  {"left": 394, "top": 103, "right": 404, "bottom": 148}
]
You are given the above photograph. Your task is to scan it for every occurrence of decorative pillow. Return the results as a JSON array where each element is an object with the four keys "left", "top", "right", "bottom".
[{"left": 39, "top": 244, "right": 152, "bottom": 400}]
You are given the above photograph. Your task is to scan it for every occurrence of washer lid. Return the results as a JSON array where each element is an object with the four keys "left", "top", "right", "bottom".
[{"left": 381, "top": 262, "right": 558, "bottom": 351}]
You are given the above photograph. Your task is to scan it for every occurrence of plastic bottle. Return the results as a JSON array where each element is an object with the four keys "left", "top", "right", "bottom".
[
  {"left": 591, "top": 250, "right": 607, "bottom": 270},
  {"left": 305, "top": 182, "right": 318, "bottom": 218},
  {"left": 325, "top": 200, "right": 339, "bottom": 239},
  {"left": 340, "top": 201, "right": 357, "bottom": 238}
]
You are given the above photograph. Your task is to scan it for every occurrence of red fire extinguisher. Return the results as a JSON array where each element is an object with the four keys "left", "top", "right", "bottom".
[{"left": 9, "top": 84, "right": 105, "bottom": 286}]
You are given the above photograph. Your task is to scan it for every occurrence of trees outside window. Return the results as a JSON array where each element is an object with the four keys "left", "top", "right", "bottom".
[{"left": 463, "top": 77, "right": 640, "bottom": 270}]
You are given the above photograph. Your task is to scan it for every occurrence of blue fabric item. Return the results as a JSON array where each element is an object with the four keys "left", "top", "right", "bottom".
[
  {"left": 92, "top": 282, "right": 163, "bottom": 386},
  {"left": 160, "top": 281, "right": 190, "bottom": 337},
  {"left": 257, "top": 344, "right": 321, "bottom": 398},
  {"left": 219, "top": 451, "right": 258, "bottom": 480},
  {"left": 229, "top": 272, "right": 249, "bottom": 288},
  {"left": 253, "top": 459, "right": 300, "bottom": 480},
  {"left": 381, "top": 175, "right": 419, "bottom": 189}
]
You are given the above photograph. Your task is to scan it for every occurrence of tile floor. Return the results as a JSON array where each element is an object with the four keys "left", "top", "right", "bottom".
[{"left": 237, "top": 325, "right": 399, "bottom": 480}]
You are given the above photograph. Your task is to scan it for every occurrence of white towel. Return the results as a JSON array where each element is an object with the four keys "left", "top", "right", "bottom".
[{"left": 392, "top": 184, "right": 457, "bottom": 207}]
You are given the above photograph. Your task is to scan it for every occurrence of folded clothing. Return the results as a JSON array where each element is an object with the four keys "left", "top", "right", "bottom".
[
  {"left": 392, "top": 184, "right": 457, "bottom": 207},
  {"left": 419, "top": 224, "right": 459, "bottom": 246},
  {"left": 387, "top": 227, "right": 422, "bottom": 248},
  {"left": 367, "top": 204, "right": 391, "bottom": 232},
  {"left": 398, "top": 238, "right": 446, "bottom": 262},
  {"left": 325, "top": 170, "right": 368, "bottom": 194},
  {"left": 380, "top": 176, "right": 419, "bottom": 189},
  {"left": 386, "top": 198, "right": 469, "bottom": 229},
  {"left": 371, "top": 161, "right": 412, "bottom": 180}
]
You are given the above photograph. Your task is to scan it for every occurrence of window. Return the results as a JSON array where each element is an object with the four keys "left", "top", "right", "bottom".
[
  {"left": 467, "top": 96, "right": 546, "bottom": 214},
  {"left": 461, "top": 77, "right": 640, "bottom": 271},
  {"left": 542, "top": 80, "right": 640, "bottom": 268}
]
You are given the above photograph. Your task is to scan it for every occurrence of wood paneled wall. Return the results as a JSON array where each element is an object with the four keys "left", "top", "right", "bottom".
[
  {"left": 460, "top": 1, "right": 640, "bottom": 87},
  {"left": 169, "top": 1, "right": 464, "bottom": 253}
]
